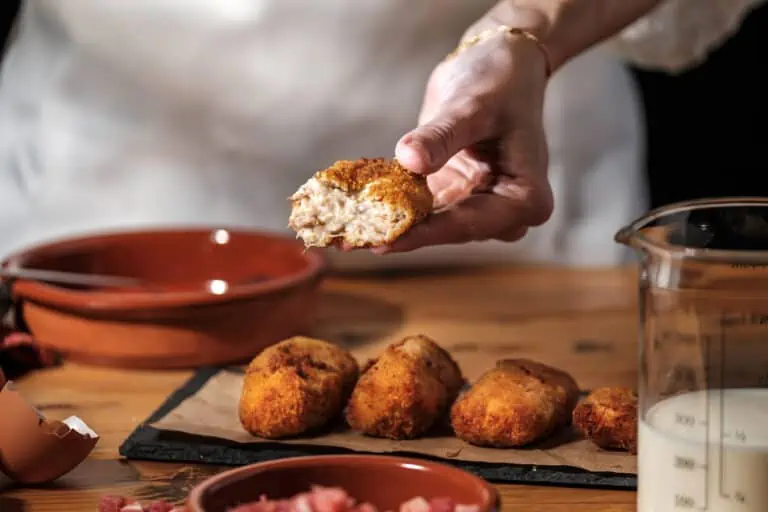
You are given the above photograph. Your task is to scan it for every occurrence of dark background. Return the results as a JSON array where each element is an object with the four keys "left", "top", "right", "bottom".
[
  {"left": 0, "top": 0, "right": 19, "bottom": 54},
  {"left": 634, "top": 2, "right": 768, "bottom": 207},
  {"left": 1, "top": 0, "right": 766, "bottom": 207}
]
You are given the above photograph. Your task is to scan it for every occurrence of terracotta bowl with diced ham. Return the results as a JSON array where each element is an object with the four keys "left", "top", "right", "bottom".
[{"left": 186, "top": 455, "right": 499, "bottom": 512}]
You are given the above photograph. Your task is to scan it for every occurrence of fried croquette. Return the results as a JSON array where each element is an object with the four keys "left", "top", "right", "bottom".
[
  {"left": 238, "top": 336, "right": 359, "bottom": 439},
  {"left": 450, "top": 359, "right": 580, "bottom": 448},
  {"left": 572, "top": 387, "right": 638, "bottom": 453},
  {"left": 288, "top": 158, "right": 433, "bottom": 248},
  {"left": 345, "top": 334, "right": 464, "bottom": 440}
]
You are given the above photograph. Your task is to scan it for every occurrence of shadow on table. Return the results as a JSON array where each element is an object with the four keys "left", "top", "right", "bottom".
[
  {"left": 0, "top": 458, "right": 140, "bottom": 494},
  {"left": 310, "top": 291, "right": 404, "bottom": 350},
  {"left": 0, "top": 496, "right": 26, "bottom": 512},
  {"left": 329, "top": 265, "right": 483, "bottom": 281},
  {"left": 132, "top": 464, "right": 226, "bottom": 504}
]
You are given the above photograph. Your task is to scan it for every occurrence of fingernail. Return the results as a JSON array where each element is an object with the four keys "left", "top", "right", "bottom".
[
  {"left": 434, "top": 189, "right": 452, "bottom": 207},
  {"left": 371, "top": 246, "right": 390, "bottom": 255},
  {"left": 407, "top": 139, "right": 432, "bottom": 167},
  {"left": 397, "top": 138, "right": 432, "bottom": 172},
  {"left": 435, "top": 184, "right": 466, "bottom": 207}
]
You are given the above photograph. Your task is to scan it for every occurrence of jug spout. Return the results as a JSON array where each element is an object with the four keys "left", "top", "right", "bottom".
[
  {"left": 615, "top": 197, "right": 768, "bottom": 258},
  {"left": 614, "top": 222, "right": 643, "bottom": 252},
  {"left": 614, "top": 207, "right": 672, "bottom": 256},
  {"left": 614, "top": 224, "right": 635, "bottom": 248}
]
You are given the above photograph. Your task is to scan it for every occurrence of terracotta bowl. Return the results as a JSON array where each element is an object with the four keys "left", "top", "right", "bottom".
[
  {"left": 2, "top": 228, "right": 325, "bottom": 369},
  {"left": 187, "top": 455, "right": 500, "bottom": 512}
]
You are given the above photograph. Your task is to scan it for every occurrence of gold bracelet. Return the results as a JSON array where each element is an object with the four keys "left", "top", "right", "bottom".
[{"left": 447, "top": 25, "right": 553, "bottom": 78}]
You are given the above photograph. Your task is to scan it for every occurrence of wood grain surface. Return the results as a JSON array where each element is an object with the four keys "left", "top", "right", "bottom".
[{"left": 0, "top": 265, "right": 640, "bottom": 511}]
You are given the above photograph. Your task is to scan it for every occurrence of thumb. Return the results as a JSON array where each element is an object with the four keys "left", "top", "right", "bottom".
[{"left": 395, "top": 102, "right": 492, "bottom": 174}]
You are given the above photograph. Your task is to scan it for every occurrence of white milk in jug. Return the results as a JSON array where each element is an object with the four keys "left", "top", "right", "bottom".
[{"left": 638, "top": 388, "right": 768, "bottom": 512}]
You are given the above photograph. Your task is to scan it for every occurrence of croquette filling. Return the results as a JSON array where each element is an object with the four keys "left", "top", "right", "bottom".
[{"left": 289, "top": 178, "right": 406, "bottom": 247}]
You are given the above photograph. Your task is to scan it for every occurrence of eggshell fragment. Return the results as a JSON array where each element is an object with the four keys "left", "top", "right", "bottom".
[{"left": 0, "top": 383, "right": 99, "bottom": 484}]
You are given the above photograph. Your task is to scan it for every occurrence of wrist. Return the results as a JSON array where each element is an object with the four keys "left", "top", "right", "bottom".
[
  {"left": 478, "top": 0, "right": 664, "bottom": 72},
  {"left": 450, "top": 26, "right": 553, "bottom": 79},
  {"left": 476, "top": 1, "right": 565, "bottom": 71}
]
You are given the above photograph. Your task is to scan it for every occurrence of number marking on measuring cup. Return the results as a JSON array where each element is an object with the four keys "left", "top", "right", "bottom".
[
  {"left": 641, "top": 390, "right": 764, "bottom": 511},
  {"left": 638, "top": 313, "right": 768, "bottom": 512}
]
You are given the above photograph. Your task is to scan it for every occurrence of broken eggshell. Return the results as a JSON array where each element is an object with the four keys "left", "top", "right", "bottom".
[{"left": 0, "top": 381, "right": 99, "bottom": 484}]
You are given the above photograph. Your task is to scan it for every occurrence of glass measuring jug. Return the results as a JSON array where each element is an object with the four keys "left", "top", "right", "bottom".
[{"left": 616, "top": 197, "right": 768, "bottom": 512}]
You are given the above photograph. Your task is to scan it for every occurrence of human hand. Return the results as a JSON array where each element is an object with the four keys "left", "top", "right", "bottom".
[{"left": 376, "top": 26, "right": 555, "bottom": 254}]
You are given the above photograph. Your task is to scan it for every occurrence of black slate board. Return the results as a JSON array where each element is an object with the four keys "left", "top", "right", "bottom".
[{"left": 119, "top": 368, "right": 637, "bottom": 490}]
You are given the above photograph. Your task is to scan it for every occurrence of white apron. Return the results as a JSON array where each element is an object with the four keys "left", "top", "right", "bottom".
[{"left": 0, "top": 0, "right": 647, "bottom": 268}]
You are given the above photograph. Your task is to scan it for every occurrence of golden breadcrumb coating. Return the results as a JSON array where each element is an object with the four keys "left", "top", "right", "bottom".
[
  {"left": 345, "top": 334, "right": 464, "bottom": 440},
  {"left": 450, "top": 359, "right": 580, "bottom": 448},
  {"left": 572, "top": 387, "right": 638, "bottom": 453},
  {"left": 288, "top": 158, "right": 433, "bottom": 248},
  {"left": 238, "top": 336, "right": 359, "bottom": 439}
]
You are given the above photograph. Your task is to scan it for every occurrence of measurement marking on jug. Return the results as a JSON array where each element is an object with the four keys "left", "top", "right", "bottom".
[
  {"left": 698, "top": 323, "right": 715, "bottom": 512},
  {"left": 718, "top": 490, "right": 747, "bottom": 505},
  {"left": 715, "top": 315, "right": 755, "bottom": 508},
  {"left": 715, "top": 318, "right": 749, "bottom": 506},
  {"left": 675, "top": 412, "right": 696, "bottom": 427},
  {"left": 674, "top": 494, "right": 697, "bottom": 509},
  {"left": 656, "top": 331, "right": 717, "bottom": 346},
  {"left": 654, "top": 331, "right": 721, "bottom": 351},
  {"left": 721, "top": 313, "right": 768, "bottom": 327},
  {"left": 722, "top": 430, "right": 747, "bottom": 443},
  {"left": 730, "top": 263, "right": 768, "bottom": 269},
  {"left": 673, "top": 494, "right": 711, "bottom": 510},
  {"left": 674, "top": 455, "right": 706, "bottom": 471},
  {"left": 674, "top": 412, "right": 708, "bottom": 428},
  {"left": 694, "top": 387, "right": 711, "bottom": 512},
  {"left": 718, "top": 324, "right": 728, "bottom": 503}
]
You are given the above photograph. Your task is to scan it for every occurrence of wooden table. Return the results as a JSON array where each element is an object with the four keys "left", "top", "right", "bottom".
[{"left": 1, "top": 265, "right": 640, "bottom": 511}]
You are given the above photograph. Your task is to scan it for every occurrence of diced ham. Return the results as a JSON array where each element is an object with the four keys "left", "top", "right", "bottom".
[
  {"left": 399, "top": 497, "right": 431, "bottom": 512},
  {"left": 229, "top": 487, "right": 350, "bottom": 512},
  {"left": 295, "top": 495, "right": 314, "bottom": 512},
  {"left": 98, "top": 496, "right": 186, "bottom": 512},
  {"left": 229, "top": 496, "right": 272, "bottom": 512},
  {"left": 147, "top": 500, "right": 177, "bottom": 512},
  {"left": 353, "top": 504, "right": 378, "bottom": 512},
  {"left": 308, "top": 486, "right": 357, "bottom": 512},
  {"left": 427, "top": 497, "right": 455, "bottom": 512},
  {"left": 100, "top": 486, "right": 478, "bottom": 512},
  {"left": 120, "top": 503, "right": 144, "bottom": 512},
  {"left": 99, "top": 496, "right": 129, "bottom": 512}
]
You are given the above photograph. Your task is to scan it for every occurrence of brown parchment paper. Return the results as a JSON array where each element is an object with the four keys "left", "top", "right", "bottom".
[{"left": 150, "top": 369, "right": 636, "bottom": 475}]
